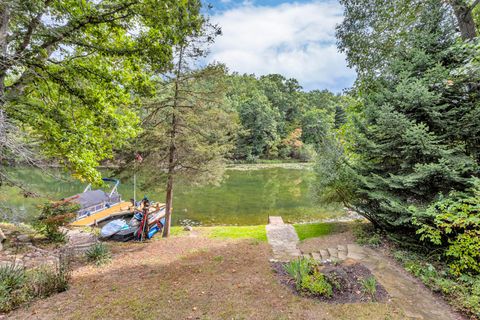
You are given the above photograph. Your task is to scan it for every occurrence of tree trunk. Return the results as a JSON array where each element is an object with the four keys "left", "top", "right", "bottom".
[
  {"left": 162, "top": 105, "right": 177, "bottom": 238},
  {"left": 162, "top": 169, "right": 174, "bottom": 237},
  {"left": 450, "top": 0, "right": 478, "bottom": 40},
  {"left": 0, "top": 4, "right": 9, "bottom": 100},
  {"left": 162, "top": 45, "right": 184, "bottom": 237}
]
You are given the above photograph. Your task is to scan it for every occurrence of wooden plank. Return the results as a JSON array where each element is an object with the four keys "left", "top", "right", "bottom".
[{"left": 70, "top": 202, "right": 132, "bottom": 227}]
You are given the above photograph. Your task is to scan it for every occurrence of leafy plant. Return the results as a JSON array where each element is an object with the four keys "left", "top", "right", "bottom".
[
  {"left": 359, "top": 276, "right": 377, "bottom": 301},
  {"left": 34, "top": 202, "right": 79, "bottom": 243},
  {"left": 0, "top": 264, "right": 29, "bottom": 313},
  {"left": 85, "top": 242, "right": 111, "bottom": 266},
  {"left": 284, "top": 258, "right": 333, "bottom": 297},
  {"left": 414, "top": 179, "right": 480, "bottom": 275}
]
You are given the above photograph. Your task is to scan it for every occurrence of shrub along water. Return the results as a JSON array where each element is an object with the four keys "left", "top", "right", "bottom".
[{"left": 33, "top": 202, "right": 78, "bottom": 243}]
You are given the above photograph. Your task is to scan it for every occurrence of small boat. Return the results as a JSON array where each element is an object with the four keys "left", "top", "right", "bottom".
[
  {"left": 100, "top": 202, "right": 166, "bottom": 241},
  {"left": 67, "top": 178, "right": 132, "bottom": 227}
]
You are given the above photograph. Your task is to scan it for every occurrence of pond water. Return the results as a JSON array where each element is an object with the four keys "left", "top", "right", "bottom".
[{"left": 0, "top": 166, "right": 344, "bottom": 226}]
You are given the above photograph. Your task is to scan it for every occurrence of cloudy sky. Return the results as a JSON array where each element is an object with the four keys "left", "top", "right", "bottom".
[{"left": 204, "top": 0, "right": 356, "bottom": 93}]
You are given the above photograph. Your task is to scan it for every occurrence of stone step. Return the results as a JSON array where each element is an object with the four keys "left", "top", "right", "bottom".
[
  {"left": 338, "top": 250, "right": 347, "bottom": 260},
  {"left": 319, "top": 249, "right": 329, "bottom": 261},
  {"left": 346, "top": 244, "right": 366, "bottom": 260},
  {"left": 311, "top": 252, "right": 321, "bottom": 261},
  {"left": 327, "top": 247, "right": 338, "bottom": 259}
]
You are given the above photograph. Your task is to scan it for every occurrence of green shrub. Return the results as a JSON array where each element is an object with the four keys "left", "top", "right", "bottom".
[
  {"left": 85, "top": 242, "right": 111, "bottom": 266},
  {"left": 28, "top": 257, "right": 71, "bottom": 298},
  {"left": 300, "top": 272, "right": 333, "bottom": 297},
  {"left": 0, "top": 265, "right": 29, "bottom": 312},
  {"left": 413, "top": 178, "right": 480, "bottom": 275},
  {"left": 0, "top": 257, "right": 71, "bottom": 312},
  {"left": 34, "top": 202, "right": 78, "bottom": 242},
  {"left": 284, "top": 258, "right": 333, "bottom": 297},
  {"left": 359, "top": 276, "right": 377, "bottom": 301}
]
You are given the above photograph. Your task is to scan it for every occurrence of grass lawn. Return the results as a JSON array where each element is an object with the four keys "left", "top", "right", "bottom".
[
  {"left": 294, "top": 222, "right": 336, "bottom": 241},
  {"left": 9, "top": 232, "right": 404, "bottom": 320},
  {"left": 203, "top": 225, "right": 267, "bottom": 241}
]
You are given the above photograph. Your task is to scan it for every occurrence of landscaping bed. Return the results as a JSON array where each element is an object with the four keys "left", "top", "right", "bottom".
[{"left": 273, "top": 258, "right": 388, "bottom": 303}]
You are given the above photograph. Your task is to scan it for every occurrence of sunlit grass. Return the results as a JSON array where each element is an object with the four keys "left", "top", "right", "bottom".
[
  {"left": 205, "top": 225, "right": 267, "bottom": 241},
  {"left": 294, "top": 222, "right": 335, "bottom": 241}
]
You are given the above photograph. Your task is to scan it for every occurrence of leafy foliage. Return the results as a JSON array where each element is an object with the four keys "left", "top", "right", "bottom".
[
  {"left": 352, "top": 222, "right": 382, "bottom": 247},
  {"left": 284, "top": 258, "right": 333, "bottom": 297},
  {"left": 1, "top": 0, "right": 204, "bottom": 183},
  {"left": 33, "top": 202, "right": 78, "bottom": 242},
  {"left": 359, "top": 276, "right": 377, "bottom": 301},
  {"left": 0, "top": 264, "right": 29, "bottom": 312},
  {"left": 327, "top": 2, "right": 480, "bottom": 235},
  {"left": 414, "top": 179, "right": 480, "bottom": 275},
  {"left": 227, "top": 75, "right": 341, "bottom": 161}
]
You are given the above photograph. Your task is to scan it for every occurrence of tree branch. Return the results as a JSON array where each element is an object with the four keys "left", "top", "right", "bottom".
[{"left": 16, "top": 0, "right": 53, "bottom": 56}]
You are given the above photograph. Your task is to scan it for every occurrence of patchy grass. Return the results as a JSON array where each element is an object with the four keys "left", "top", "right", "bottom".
[
  {"left": 170, "top": 226, "right": 187, "bottom": 237},
  {"left": 294, "top": 222, "right": 335, "bottom": 241},
  {"left": 204, "top": 225, "right": 267, "bottom": 241}
]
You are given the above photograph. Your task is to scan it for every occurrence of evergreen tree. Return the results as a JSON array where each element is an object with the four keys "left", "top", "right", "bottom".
[
  {"left": 328, "top": 2, "right": 480, "bottom": 233},
  {"left": 122, "top": 21, "right": 238, "bottom": 237}
]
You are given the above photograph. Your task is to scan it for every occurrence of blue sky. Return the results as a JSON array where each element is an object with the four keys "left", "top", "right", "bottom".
[{"left": 203, "top": 0, "right": 356, "bottom": 92}]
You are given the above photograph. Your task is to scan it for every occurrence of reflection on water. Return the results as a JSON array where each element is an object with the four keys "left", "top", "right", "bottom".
[{"left": 0, "top": 167, "right": 343, "bottom": 225}]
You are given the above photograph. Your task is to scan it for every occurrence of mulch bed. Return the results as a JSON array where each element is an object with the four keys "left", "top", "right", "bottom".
[{"left": 272, "top": 259, "right": 389, "bottom": 303}]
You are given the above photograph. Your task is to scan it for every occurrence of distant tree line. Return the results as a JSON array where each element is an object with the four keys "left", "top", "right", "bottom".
[{"left": 225, "top": 73, "right": 347, "bottom": 163}]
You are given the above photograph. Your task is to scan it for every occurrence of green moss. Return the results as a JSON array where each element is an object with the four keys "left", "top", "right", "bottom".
[
  {"left": 206, "top": 225, "right": 267, "bottom": 241},
  {"left": 294, "top": 223, "right": 335, "bottom": 241}
]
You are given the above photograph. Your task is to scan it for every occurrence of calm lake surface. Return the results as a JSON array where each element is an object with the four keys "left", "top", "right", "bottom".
[{"left": 0, "top": 166, "right": 343, "bottom": 226}]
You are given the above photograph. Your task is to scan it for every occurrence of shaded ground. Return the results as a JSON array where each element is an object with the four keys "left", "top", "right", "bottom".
[{"left": 8, "top": 232, "right": 404, "bottom": 320}]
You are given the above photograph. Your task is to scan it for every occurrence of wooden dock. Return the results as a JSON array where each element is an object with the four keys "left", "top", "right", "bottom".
[{"left": 70, "top": 202, "right": 132, "bottom": 227}]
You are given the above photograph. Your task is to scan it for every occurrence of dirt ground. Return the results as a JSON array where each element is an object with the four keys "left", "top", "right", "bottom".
[{"left": 7, "top": 232, "right": 406, "bottom": 320}]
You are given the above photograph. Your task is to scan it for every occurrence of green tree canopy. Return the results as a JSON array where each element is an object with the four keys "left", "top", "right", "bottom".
[{"left": 0, "top": 0, "right": 203, "bottom": 182}]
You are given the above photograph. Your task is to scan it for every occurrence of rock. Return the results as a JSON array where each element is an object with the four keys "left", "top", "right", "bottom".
[
  {"left": 184, "top": 226, "right": 193, "bottom": 231},
  {"left": 16, "top": 234, "right": 30, "bottom": 243}
]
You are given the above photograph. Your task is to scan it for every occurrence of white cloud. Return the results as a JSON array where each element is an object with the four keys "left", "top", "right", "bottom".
[{"left": 207, "top": 1, "right": 356, "bottom": 92}]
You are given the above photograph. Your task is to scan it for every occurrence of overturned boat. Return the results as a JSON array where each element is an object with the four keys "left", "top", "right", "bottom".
[
  {"left": 100, "top": 200, "right": 166, "bottom": 241},
  {"left": 67, "top": 178, "right": 132, "bottom": 227}
]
